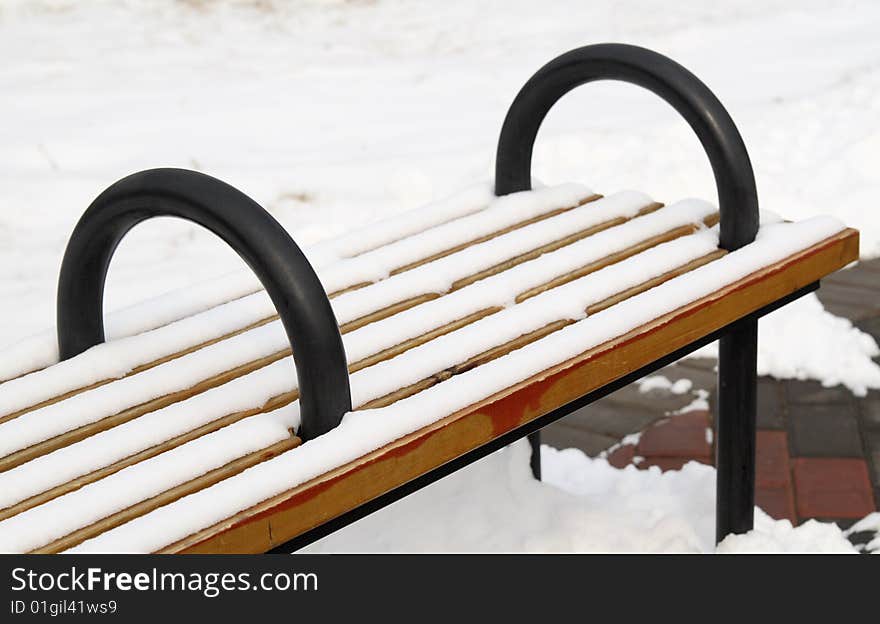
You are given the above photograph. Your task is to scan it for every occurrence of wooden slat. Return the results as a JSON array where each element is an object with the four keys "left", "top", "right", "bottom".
[
  {"left": 0, "top": 226, "right": 721, "bottom": 519},
  {"left": 586, "top": 248, "right": 726, "bottom": 314},
  {"left": 0, "top": 349, "right": 289, "bottom": 473},
  {"left": 0, "top": 195, "right": 604, "bottom": 423},
  {"left": 515, "top": 223, "right": 694, "bottom": 302},
  {"left": 0, "top": 312, "right": 279, "bottom": 426},
  {"left": 30, "top": 436, "right": 300, "bottom": 554},
  {"left": 358, "top": 250, "right": 727, "bottom": 410},
  {"left": 451, "top": 203, "right": 662, "bottom": 290},
  {"left": 3, "top": 243, "right": 726, "bottom": 524},
  {"left": 389, "top": 194, "right": 602, "bottom": 274},
  {"left": 160, "top": 228, "right": 858, "bottom": 554},
  {"left": 0, "top": 200, "right": 671, "bottom": 467},
  {"left": 0, "top": 309, "right": 514, "bottom": 519}
]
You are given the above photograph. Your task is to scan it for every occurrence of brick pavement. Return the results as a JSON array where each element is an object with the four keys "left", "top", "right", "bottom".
[{"left": 542, "top": 258, "right": 880, "bottom": 547}]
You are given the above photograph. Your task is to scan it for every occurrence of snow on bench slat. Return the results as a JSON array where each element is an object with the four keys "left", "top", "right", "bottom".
[
  {"left": 62, "top": 216, "right": 846, "bottom": 554},
  {"left": 0, "top": 183, "right": 496, "bottom": 382},
  {"left": 326, "top": 189, "right": 650, "bottom": 319},
  {"left": 0, "top": 183, "right": 594, "bottom": 417},
  {"left": 316, "top": 183, "right": 593, "bottom": 291},
  {"left": 0, "top": 408, "right": 297, "bottom": 553},
  {"left": 0, "top": 194, "right": 695, "bottom": 461},
  {"left": 0, "top": 188, "right": 642, "bottom": 439},
  {"left": 0, "top": 192, "right": 681, "bottom": 457},
  {"left": 0, "top": 360, "right": 295, "bottom": 512},
  {"left": 0, "top": 226, "right": 718, "bottom": 515},
  {"left": 0, "top": 230, "right": 718, "bottom": 551}
]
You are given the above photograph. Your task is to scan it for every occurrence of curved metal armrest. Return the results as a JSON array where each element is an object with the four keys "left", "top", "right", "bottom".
[
  {"left": 56, "top": 168, "right": 351, "bottom": 441},
  {"left": 495, "top": 42, "right": 759, "bottom": 251}
]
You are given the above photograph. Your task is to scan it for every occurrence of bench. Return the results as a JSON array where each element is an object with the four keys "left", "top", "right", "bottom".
[{"left": 0, "top": 44, "right": 858, "bottom": 553}]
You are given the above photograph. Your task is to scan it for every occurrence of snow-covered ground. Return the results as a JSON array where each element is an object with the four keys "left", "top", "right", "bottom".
[
  {"left": 301, "top": 441, "right": 863, "bottom": 554},
  {"left": 2, "top": 0, "right": 880, "bottom": 345},
  {"left": 2, "top": 1, "right": 878, "bottom": 553}
]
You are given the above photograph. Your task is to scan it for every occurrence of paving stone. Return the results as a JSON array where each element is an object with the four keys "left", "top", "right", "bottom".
[
  {"left": 783, "top": 380, "right": 853, "bottom": 405},
  {"left": 863, "top": 430, "right": 880, "bottom": 485},
  {"left": 756, "top": 430, "right": 791, "bottom": 489},
  {"left": 853, "top": 257, "right": 880, "bottom": 271},
  {"left": 792, "top": 458, "right": 876, "bottom": 520},
  {"left": 788, "top": 404, "right": 864, "bottom": 457},
  {"left": 541, "top": 423, "right": 618, "bottom": 457},
  {"left": 818, "top": 301, "right": 875, "bottom": 322},
  {"left": 607, "top": 384, "right": 694, "bottom": 415},
  {"left": 788, "top": 403, "right": 864, "bottom": 457},
  {"left": 820, "top": 518, "right": 857, "bottom": 531},
  {"left": 756, "top": 378, "right": 785, "bottom": 429},
  {"left": 606, "top": 444, "right": 636, "bottom": 469},
  {"left": 822, "top": 263, "right": 880, "bottom": 291},
  {"left": 817, "top": 282, "right": 880, "bottom": 309},
  {"left": 755, "top": 485, "right": 796, "bottom": 523},
  {"left": 822, "top": 300, "right": 875, "bottom": 323},
  {"left": 847, "top": 530, "right": 878, "bottom": 551},
  {"left": 854, "top": 317, "right": 880, "bottom": 346},
  {"left": 858, "top": 396, "right": 880, "bottom": 430},
  {"left": 817, "top": 287, "right": 880, "bottom": 321},
  {"left": 671, "top": 410, "right": 710, "bottom": 428},
  {"left": 676, "top": 357, "right": 717, "bottom": 372},
  {"left": 654, "top": 362, "right": 717, "bottom": 392},
  {"left": 637, "top": 417, "right": 711, "bottom": 458},
  {"left": 562, "top": 400, "right": 661, "bottom": 438},
  {"left": 637, "top": 456, "right": 711, "bottom": 472}
]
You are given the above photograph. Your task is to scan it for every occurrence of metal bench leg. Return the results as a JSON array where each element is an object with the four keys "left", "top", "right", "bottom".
[
  {"left": 715, "top": 317, "right": 758, "bottom": 543},
  {"left": 528, "top": 431, "right": 542, "bottom": 480}
]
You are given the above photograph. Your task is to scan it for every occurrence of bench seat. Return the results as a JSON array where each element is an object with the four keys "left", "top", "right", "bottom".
[{"left": 0, "top": 184, "right": 858, "bottom": 553}]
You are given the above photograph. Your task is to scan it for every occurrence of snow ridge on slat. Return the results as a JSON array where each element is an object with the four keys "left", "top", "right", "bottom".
[
  {"left": 0, "top": 226, "right": 720, "bottom": 523},
  {"left": 64, "top": 217, "right": 847, "bottom": 555},
  {"left": 0, "top": 178, "right": 850, "bottom": 554},
  {"left": 0, "top": 183, "right": 596, "bottom": 419},
  {"left": 0, "top": 183, "right": 498, "bottom": 383},
  {"left": 0, "top": 196, "right": 713, "bottom": 508},
  {"left": 0, "top": 228, "right": 722, "bottom": 552},
  {"left": 0, "top": 189, "right": 647, "bottom": 456}
]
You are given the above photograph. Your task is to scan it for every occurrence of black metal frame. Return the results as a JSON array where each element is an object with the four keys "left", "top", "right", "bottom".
[
  {"left": 52, "top": 44, "right": 780, "bottom": 551},
  {"left": 55, "top": 168, "right": 351, "bottom": 442},
  {"left": 494, "top": 43, "right": 760, "bottom": 541}
]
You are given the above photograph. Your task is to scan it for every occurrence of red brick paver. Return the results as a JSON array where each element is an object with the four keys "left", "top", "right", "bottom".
[
  {"left": 636, "top": 410, "right": 711, "bottom": 459},
  {"left": 606, "top": 444, "right": 636, "bottom": 469},
  {"left": 792, "top": 458, "right": 876, "bottom": 519},
  {"left": 756, "top": 431, "right": 791, "bottom": 489},
  {"left": 755, "top": 430, "right": 797, "bottom": 522},
  {"left": 755, "top": 486, "right": 797, "bottom": 524},
  {"left": 639, "top": 456, "right": 710, "bottom": 471}
]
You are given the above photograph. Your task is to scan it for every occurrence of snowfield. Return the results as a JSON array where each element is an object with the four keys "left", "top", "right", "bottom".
[{"left": 1, "top": 0, "right": 878, "bottom": 553}]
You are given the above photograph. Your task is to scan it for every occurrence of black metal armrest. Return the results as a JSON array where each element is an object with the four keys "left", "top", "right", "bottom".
[
  {"left": 495, "top": 42, "right": 759, "bottom": 251},
  {"left": 56, "top": 168, "right": 351, "bottom": 441}
]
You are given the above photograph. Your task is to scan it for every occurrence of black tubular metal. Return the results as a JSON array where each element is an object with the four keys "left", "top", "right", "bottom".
[
  {"left": 494, "top": 43, "right": 759, "bottom": 250},
  {"left": 528, "top": 431, "right": 542, "bottom": 480},
  {"left": 716, "top": 317, "right": 758, "bottom": 541},
  {"left": 56, "top": 168, "right": 352, "bottom": 442},
  {"left": 494, "top": 43, "right": 760, "bottom": 540}
]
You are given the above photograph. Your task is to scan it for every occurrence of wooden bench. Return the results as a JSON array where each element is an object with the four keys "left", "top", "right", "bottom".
[{"left": 0, "top": 44, "right": 858, "bottom": 554}]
